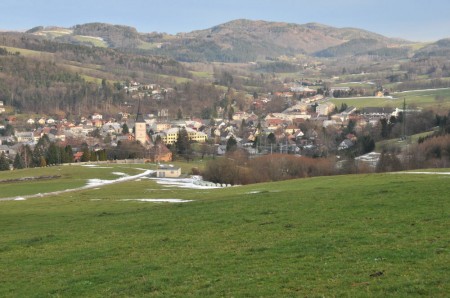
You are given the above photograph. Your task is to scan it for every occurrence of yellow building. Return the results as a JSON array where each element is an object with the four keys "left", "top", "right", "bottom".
[{"left": 161, "top": 127, "right": 207, "bottom": 145}]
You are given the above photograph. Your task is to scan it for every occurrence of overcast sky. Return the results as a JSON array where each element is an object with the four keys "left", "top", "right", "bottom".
[{"left": 1, "top": 0, "right": 449, "bottom": 41}]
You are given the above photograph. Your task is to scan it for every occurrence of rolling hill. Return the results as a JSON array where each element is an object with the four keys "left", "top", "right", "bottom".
[
  {"left": 25, "top": 19, "right": 412, "bottom": 62},
  {"left": 0, "top": 164, "right": 449, "bottom": 296}
]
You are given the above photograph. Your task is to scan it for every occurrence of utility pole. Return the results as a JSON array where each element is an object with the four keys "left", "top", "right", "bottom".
[{"left": 402, "top": 97, "right": 407, "bottom": 140}]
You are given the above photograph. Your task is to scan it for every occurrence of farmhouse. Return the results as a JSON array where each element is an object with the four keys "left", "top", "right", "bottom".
[{"left": 156, "top": 165, "right": 181, "bottom": 178}]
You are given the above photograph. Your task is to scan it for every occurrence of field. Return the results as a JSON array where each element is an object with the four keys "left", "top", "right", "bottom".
[
  {"left": 0, "top": 164, "right": 449, "bottom": 297},
  {"left": 375, "top": 130, "right": 437, "bottom": 152},
  {"left": 330, "top": 88, "right": 450, "bottom": 110}
]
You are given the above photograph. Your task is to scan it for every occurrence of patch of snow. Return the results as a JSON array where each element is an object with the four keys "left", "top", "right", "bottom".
[
  {"left": 394, "top": 171, "right": 450, "bottom": 175},
  {"left": 393, "top": 87, "right": 450, "bottom": 94},
  {"left": 121, "top": 198, "right": 193, "bottom": 203},
  {"left": 81, "top": 164, "right": 112, "bottom": 169},
  {"left": 14, "top": 197, "right": 26, "bottom": 201},
  {"left": 112, "top": 172, "right": 128, "bottom": 176},
  {"left": 153, "top": 177, "right": 222, "bottom": 189}
]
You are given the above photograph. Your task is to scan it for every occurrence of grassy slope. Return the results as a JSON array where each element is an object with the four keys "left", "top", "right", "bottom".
[
  {"left": 330, "top": 88, "right": 450, "bottom": 109},
  {"left": 0, "top": 166, "right": 449, "bottom": 297}
]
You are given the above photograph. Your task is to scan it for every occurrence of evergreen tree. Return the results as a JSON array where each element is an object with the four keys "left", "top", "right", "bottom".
[
  {"left": 0, "top": 152, "right": 10, "bottom": 171},
  {"left": 122, "top": 123, "right": 129, "bottom": 134},
  {"left": 175, "top": 127, "right": 191, "bottom": 160},
  {"left": 81, "top": 147, "right": 91, "bottom": 162},
  {"left": 226, "top": 136, "right": 238, "bottom": 152},
  {"left": 33, "top": 134, "right": 51, "bottom": 166},
  {"left": 63, "top": 145, "right": 74, "bottom": 163},
  {"left": 267, "top": 132, "right": 276, "bottom": 145},
  {"left": 177, "top": 108, "right": 183, "bottom": 120},
  {"left": 46, "top": 143, "right": 60, "bottom": 165},
  {"left": 13, "top": 153, "right": 25, "bottom": 169}
]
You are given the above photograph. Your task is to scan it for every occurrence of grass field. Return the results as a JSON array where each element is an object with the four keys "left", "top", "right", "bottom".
[
  {"left": 3, "top": 46, "right": 54, "bottom": 59},
  {"left": 330, "top": 88, "right": 450, "bottom": 110},
  {"left": 72, "top": 36, "right": 108, "bottom": 48},
  {"left": 375, "top": 130, "right": 437, "bottom": 152},
  {"left": 0, "top": 164, "right": 449, "bottom": 296}
]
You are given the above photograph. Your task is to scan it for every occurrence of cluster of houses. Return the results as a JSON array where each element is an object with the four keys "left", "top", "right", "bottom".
[{"left": 0, "top": 76, "right": 412, "bottom": 169}]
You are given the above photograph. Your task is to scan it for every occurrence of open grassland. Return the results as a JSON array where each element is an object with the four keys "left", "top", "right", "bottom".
[
  {"left": 72, "top": 36, "right": 108, "bottom": 48},
  {"left": 0, "top": 166, "right": 449, "bottom": 297},
  {"left": 3, "top": 46, "right": 54, "bottom": 59},
  {"left": 330, "top": 88, "right": 450, "bottom": 109},
  {"left": 375, "top": 130, "right": 437, "bottom": 152}
]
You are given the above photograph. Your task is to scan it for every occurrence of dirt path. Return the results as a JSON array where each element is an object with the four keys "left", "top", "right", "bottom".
[{"left": 0, "top": 170, "right": 153, "bottom": 202}]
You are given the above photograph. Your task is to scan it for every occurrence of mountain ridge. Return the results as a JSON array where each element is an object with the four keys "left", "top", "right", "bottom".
[{"left": 12, "top": 19, "right": 429, "bottom": 62}]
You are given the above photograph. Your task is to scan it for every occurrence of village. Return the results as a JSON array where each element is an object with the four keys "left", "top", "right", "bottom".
[{"left": 0, "top": 80, "right": 409, "bottom": 170}]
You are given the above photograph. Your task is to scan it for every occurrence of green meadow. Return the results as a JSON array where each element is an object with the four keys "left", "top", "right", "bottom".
[
  {"left": 330, "top": 88, "right": 450, "bottom": 110},
  {"left": 0, "top": 164, "right": 449, "bottom": 297}
]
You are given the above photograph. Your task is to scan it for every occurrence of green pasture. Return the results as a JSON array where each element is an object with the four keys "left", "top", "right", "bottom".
[
  {"left": 190, "top": 71, "right": 212, "bottom": 79},
  {"left": 2, "top": 46, "right": 54, "bottom": 59},
  {"left": 330, "top": 88, "right": 450, "bottom": 110},
  {"left": 72, "top": 36, "right": 108, "bottom": 48},
  {"left": 0, "top": 165, "right": 449, "bottom": 297},
  {"left": 375, "top": 130, "right": 437, "bottom": 152},
  {"left": 157, "top": 74, "right": 192, "bottom": 84}
]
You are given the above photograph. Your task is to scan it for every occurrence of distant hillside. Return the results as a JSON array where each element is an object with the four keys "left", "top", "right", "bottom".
[
  {"left": 155, "top": 20, "right": 406, "bottom": 62},
  {"left": 314, "top": 38, "right": 410, "bottom": 58},
  {"left": 26, "top": 19, "right": 411, "bottom": 62},
  {"left": 414, "top": 38, "right": 450, "bottom": 58},
  {"left": 0, "top": 32, "right": 192, "bottom": 115},
  {"left": 71, "top": 23, "right": 141, "bottom": 48}
]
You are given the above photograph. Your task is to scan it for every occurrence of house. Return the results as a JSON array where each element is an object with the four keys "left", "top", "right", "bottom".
[
  {"left": 149, "top": 143, "right": 172, "bottom": 163},
  {"left": 15, "top": 132, "right": 34, "bottom": 143},
  {"left": 91, "top": 113, "right": 103, "bottom": 120},
  {"left": 338, "top": 139, "right": 354, "bottom": 151},
  {"left": 38, "top": 118, "right": 46, "bottom": 125},
  {"left": 360, "top": 107, "right": 395, "bottom": 118},
  {"left": 46, "top": 118, "right": 56, "bottom": 124},
  {"left": 156, "top": 165, "right": 181, "bottom": 178},
  {"left": 73, "top": 152, "right": 84, "bottom": 162},
  {"left": 0, "top": 145, "right": 14, "bottom": 156},
  {"left": 316, "top": 102, "right": 336, "bottom": 116}
]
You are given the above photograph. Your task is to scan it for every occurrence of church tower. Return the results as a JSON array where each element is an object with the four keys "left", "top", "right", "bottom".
[{"left": 134, "top": 99, "right": 147, "bottom": 145}]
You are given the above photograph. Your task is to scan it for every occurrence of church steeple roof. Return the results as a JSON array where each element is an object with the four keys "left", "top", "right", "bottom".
[{"left": 135, "top": 99, "right": 145, "bottom": 123}]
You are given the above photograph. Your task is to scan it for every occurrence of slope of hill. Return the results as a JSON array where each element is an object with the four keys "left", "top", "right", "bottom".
[
  {"left": 0, "top": 33, "right": 192, "bottom": 115},
  {"left": 0, "top": 165, "right": 448, "bottom": 296},
  {"left": 314, "top": 38, "right": 410, "bottom": 58},
  {"left": 414, "top": 38, "right": 450, "bottom": 58},
  {"left": 26, "top": 20, "right": 411, "bottom": 62}
]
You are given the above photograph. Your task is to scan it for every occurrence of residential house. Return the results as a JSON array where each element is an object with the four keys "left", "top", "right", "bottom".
[
  {"left": 338, "top": 139, "right": 354, "bottom": 151},
  {"left": 46, "top": 118, "right": 56, "bottom": 125},
  {"left": 73, "top": 152, "right": 84, "bottom": 162},
  {"left": 91, "top": 113, "right": 103, "bottom": 120},
  {"left": 15, "top": 132, "right": 34, "bottom": 143},
  {"left": 38, "top": 118, "right": 46, "bottom": 125},
  {"left": 316, "top": 102, "right": 336, "bottom": 116},
  {"left": 149, "top": 143, "right": 172, "bottom": 163}
]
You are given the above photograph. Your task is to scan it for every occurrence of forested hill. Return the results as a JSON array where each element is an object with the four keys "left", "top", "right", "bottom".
[
  {"left": 0, "top": 33, "right": 192, "bottom": 115},
  {"left": 25, "top": 20, "right": 411, "bottom": 62}
]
